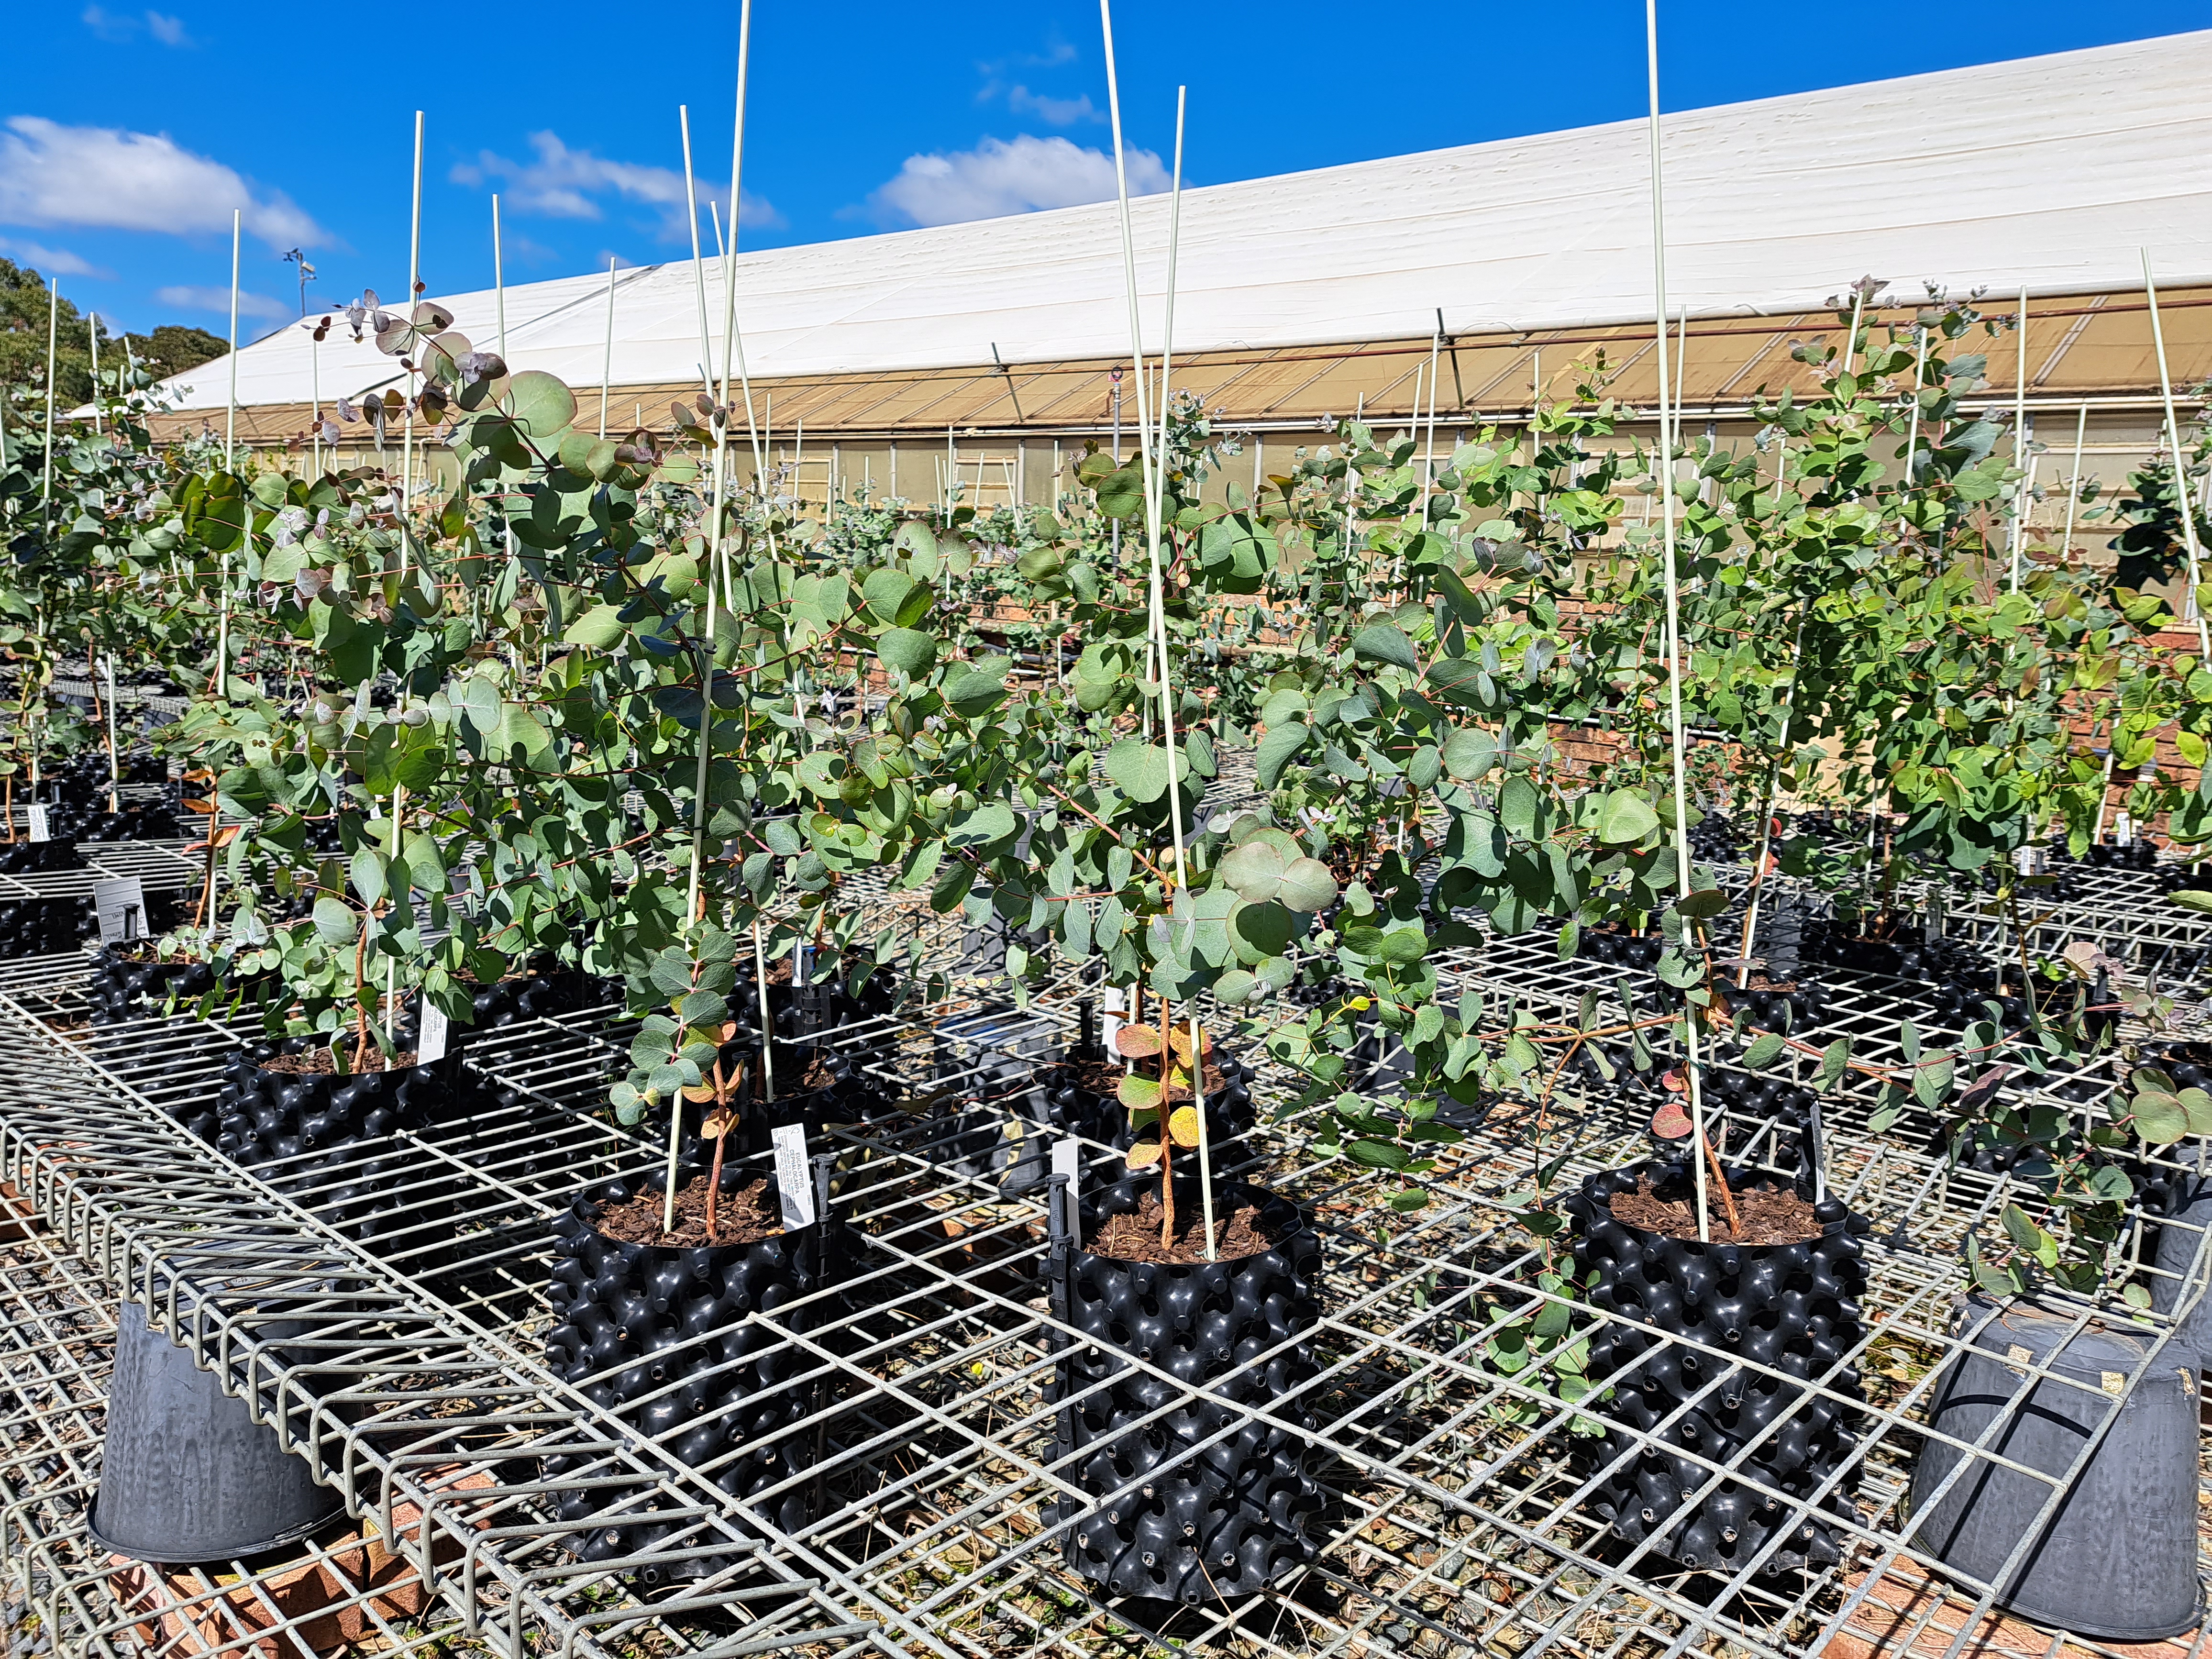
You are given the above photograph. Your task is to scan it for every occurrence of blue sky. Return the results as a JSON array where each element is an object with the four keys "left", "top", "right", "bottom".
[{"left": 6, "top": 0, "right": 2208, "bottom": 340}]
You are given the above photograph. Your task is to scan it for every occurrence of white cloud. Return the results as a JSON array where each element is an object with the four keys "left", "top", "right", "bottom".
[
  {"left": 866, "top": 134, "right": 1168, "bottom": 229},
  {"left": 82, "top": 6, "right": 194, "bottom": 44},
  {"left": 0, "top": 235, "right": 111, "bottom": 278},
  {"left": 154, "top": 284, "right": 288, "bottom": 322},
  {"left": 1007, "top": 86, "right": 1101, "bottom": 125},
  {"left": 0, "top": 116, "right": 322, "bottom": 246},
  {"left": 453, "top": 132, "right": 781, "bottom": 240}
]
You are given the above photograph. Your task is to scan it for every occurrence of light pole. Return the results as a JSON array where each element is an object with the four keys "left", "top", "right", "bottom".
[{"left": 282, "top": 248, "right": 316, "bottom": 317}]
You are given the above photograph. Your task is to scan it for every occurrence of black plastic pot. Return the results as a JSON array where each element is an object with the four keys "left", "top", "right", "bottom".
[
  {"left": 89, "top": 1295, "right": 342, "bottom": 1562},
  {"left": 542, "top": 1162, "right": 835, "bottom": 1579},
  {"left": 1046, "top": 1173, "right": 1325, "bottom": 1604},
  {"left": 2149, "top": 1173, "right": 2212, "bottom": 1370},
  {"left": 452, "top": 964, "right": 603, "bottom": 1046},
  {"left": 914, "top": 1006, "right": 1053, "bottom": 1195},
  {"left": 1034, "top": 1048, "right": 1258, "bottom": 1220},
  {"left": 1910, "top": 1295, "right": 2202, "bottom": 1641},
  {"left": 46, "top": 802, "right": 179, "bottom": 842},
  {"left": 0, "top": 895, "right": 86, "bottom": 960},
  {"left": 0, "top": 838, "right": 83, "bottom": 874},
  {"left": 86, "top": 943, "right": 217, "bottom": 1027},
  {"left": 1694, "top": 1070, "right": 1820, "bottom": 1185},
  {"left": 210, "top": 1044, "right": 457, "bottom": 1250},
  {"left": 1564, "top": 1157, "right": 1869, "bottom": 1573}
]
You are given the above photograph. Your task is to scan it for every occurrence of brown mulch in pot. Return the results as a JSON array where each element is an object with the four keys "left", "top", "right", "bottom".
[
  {"left": 1607, "top": 1174, "right": 1821, "bottom": 1245},
  {"left": 591, "top": 1174, "right": 782, "bottom": 1248},
  {"left": 261, "top": 1048, "right": 421, "bottom": 1076},
  {"left": 1090, "top": 1191, "right": 1280, "bottom": 1265}
]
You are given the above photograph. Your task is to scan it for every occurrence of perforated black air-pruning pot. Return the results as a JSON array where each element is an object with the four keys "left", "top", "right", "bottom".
[
  {"left": 541, "top": 1166, "right": 833, "bottom": 1581},
  {"left": 86, "top": 943, "right": 215, "bottom": 1028},
  {"left": 210, "top": 1043, "right": 457, "bottom": 1249},
  {"left": 1047, "top": 1176, "right": 1325, "bottom": 1604},
  {"left": 1564, "top": 1158, "right": 1869, "bottom": 1574}
]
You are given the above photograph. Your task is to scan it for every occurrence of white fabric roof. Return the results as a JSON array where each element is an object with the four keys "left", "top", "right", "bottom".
[{"left": 161, "top": 29, "right": 2212, "bottom": 414}]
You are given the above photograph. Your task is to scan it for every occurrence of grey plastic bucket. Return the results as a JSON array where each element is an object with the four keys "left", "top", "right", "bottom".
[
  {"left": 2152, "top": 1174, "right": 2212, "bottom": 1370},
  {"left": 1910, "top": 1295, "right": 2203, "bottom": 1642},
  {"left": 89, "top": 1297, "right": 342, "bottom": 1562}
]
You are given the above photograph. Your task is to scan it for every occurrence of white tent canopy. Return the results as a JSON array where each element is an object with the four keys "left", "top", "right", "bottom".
[{"left": 158, "top": 30, "right": 2212, "bottom": 416}]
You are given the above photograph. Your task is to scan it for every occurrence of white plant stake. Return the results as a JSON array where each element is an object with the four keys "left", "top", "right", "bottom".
[
  {"left": 598, "top": 256, "right": 618, "bottom": 440},
  {"left": 399, "top": 111, "right": 422, "bottom": 588},
  {"left": 2143, "top": 250, "right": 2212, "bottom": 668},
  {"left": 1644, "top": 0, "right": 1713, "bottom": 1242},
  {"left": 2008, "top": 287, "right": 2030, "bottom": 591},
  {"left": 1100, "top": 15, "right": 1215, "bottom": 1259},
  {"left": 41, "top": 278, "right": 57, "bottom": 538}
]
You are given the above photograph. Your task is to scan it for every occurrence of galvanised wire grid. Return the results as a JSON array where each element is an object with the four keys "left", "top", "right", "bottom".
[
  {"left": 0, "top": 886, "right": 2208, "bottom": 1658},
  {"left": 0, "top": 1175, "right": 476, "bottom": 1657}
]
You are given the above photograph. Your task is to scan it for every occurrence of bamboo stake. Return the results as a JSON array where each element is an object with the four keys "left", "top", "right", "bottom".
[
  {"left": 88, "top": 316, "right": 100, "bottom": 435},
  {"left": 1900, "top": 327, "right": 1931, "bottom": 520},
  {"left": 224, "top": 214, "right": 239, "bottom": 465},
  {"left": 1101, "top": 31, "right": 1211, "bottom": 1256},
  {"left": 2008, "top": 288, "right": 2029, "bottom": 591},
  {"left": 41, "top": 278, "right": 57, "bottom": 537},
  {"left": 104, "top": 654, "right": 119, "bottom": 812},
  {"left": 1418, "top": 322, "right": 1442, "bottom": 530},
  {"left": 309, "top": 300, "right": 323, "bottom": 478},
  {"left": 680, "top": 107, "right": 715, "bottom": 397},
  {"left": 2143, "top": 250, "right": 2212, "bottom": 667},
  {"left": 2061, "top": 403, "right": 2088, "bottom": 554},
  {"left": 1645, "top": 0, "right": 1721, "bottom": 1242},
  {"left": 399, "top": 111, "right": 423, "bottom": 588},
  {"left": 598, "top": 256, "right": 617, "bottom": 439},
  {"left": 219, "top": 214, "right": 239, "bottom": 701}
]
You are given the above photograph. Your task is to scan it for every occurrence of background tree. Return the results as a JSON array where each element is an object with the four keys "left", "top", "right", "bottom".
[{"left": 0, "top": 258, "right": 228, "bottom": 407}]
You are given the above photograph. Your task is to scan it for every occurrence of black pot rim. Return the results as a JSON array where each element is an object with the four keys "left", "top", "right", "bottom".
[
  {"left": 570, "top": 1166, "right": 801, "bottom": 1260},
  {"left": 1075, "top": 1178, "right": 1311, "bottom": 1271},
  {"left": 87, "top": 1490, "right": 344, "bottom": 1565},
  {"left": 1583, "top": 1161, "right": 1852, "bottom": 1253}
]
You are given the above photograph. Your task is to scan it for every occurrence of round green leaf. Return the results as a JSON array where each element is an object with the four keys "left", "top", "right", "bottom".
[
  {"left": 1219, "top": 839, "right": 1286, "bottom": 902},
  {"left": 564, "top": 603, "right": 627, "bottom": 649},
  {"left": 508, "top": 370, "right": 576, "bottom": 441},
  {"left": 1276, "top": 856, "right": 1339, "bottom": 914},
  {"left": 1351, "top": 623, "right": 1419, "bottom": 672},
  {"left": 1105, "top": 738, "right": 1172, "bottom": 804},
  {"left": 878, "top": 627, "right": 937, "bottom": 677},
  {"left": 1595, "top": 788, "right": 1660, "bottom": 845},
  {"left": 2134, "top": 1091, "right": 2190, "bottom": 1144},
  {"left": 947, "top": 802, "right": 1018, "bottom": 852},
  {"left": 1228, "top": 897, "right": 1296, "bottom": 963},
  {"left": 1215, "top": 968, "right": 1259, "bottom": 1005}
]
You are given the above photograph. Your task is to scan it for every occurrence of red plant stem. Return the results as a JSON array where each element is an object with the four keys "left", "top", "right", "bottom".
[
  {"left": 1159, "top": 997, "right": 1175, "bottom": 1247},
  {"left": 706, "top": 1061, "right": 730, "bottom": 1242}
]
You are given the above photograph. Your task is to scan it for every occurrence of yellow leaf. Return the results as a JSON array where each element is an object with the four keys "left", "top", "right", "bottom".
[
  {"left": 1126, "top": 1138, "right": 1164, "bottom": 1168},
  {"left": 1169, "top": 1106, "right": 1203, "bottom": 1147},
  {"left": 681, "top": 1084, "right": 717, "bottom": 1102}
]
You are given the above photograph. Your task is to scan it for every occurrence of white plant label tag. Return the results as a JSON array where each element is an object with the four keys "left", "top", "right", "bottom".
[
  {"left": 1052, "top": 1138, "right": 1081, "bottom": 1183},
  {"left": 416, "top": 1001, "right": 449, "bottom": 1064},
  {"left": 2115, "top": 813, "right": 2135, "bottom": 847},
  {"left": 91, "top": 876, "right": 147, "bottom": 944},
  {"left": 25, "top": 806, "right": 48, "bottom": 843},
  {"left": 1101, "top": 1011, "right": 1122, "bottom": 1052},
  {"left": 771, "top": 1123, "right": 815, "bottom": 1229}
]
